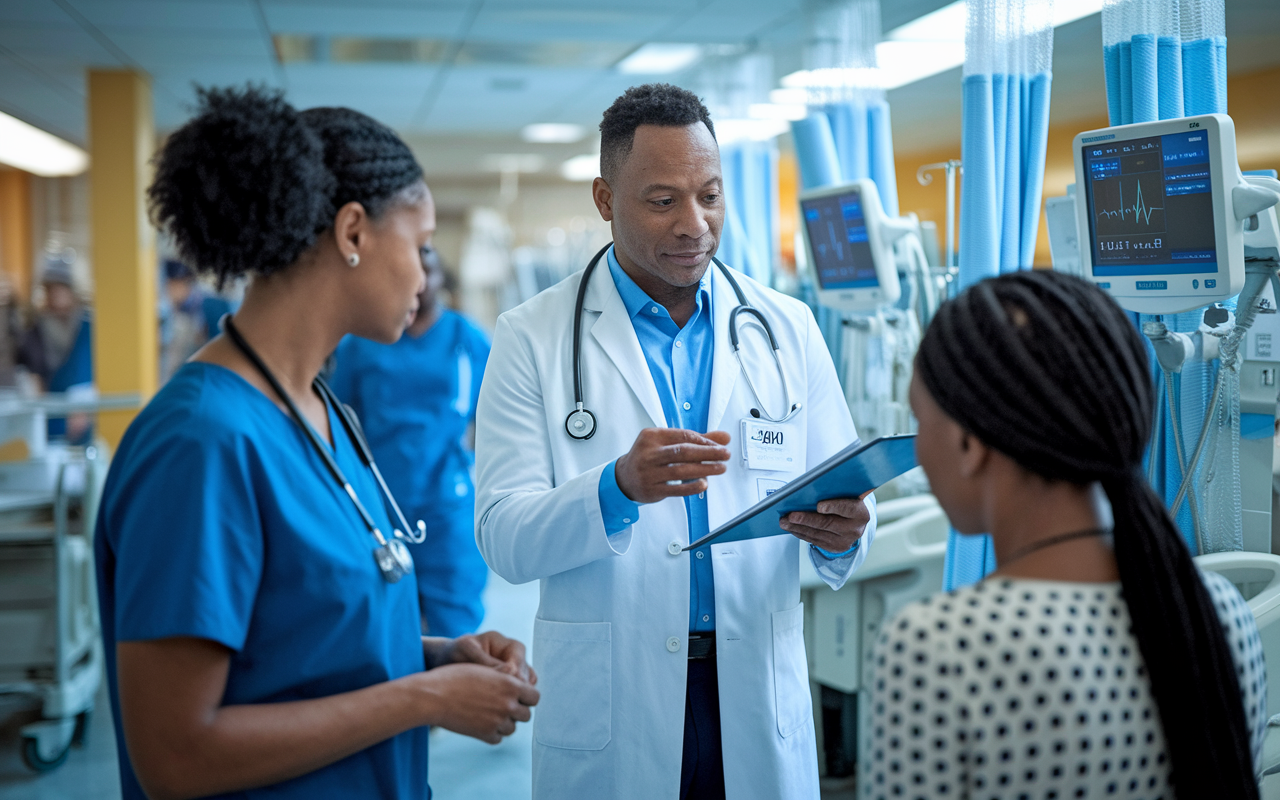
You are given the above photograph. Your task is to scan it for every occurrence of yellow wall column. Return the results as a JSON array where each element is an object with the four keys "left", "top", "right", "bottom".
[
  {"left": 88, "top": 70, "right": 156, "bottom": 447},
  {"left": 0, "top": 169, "right": 33, "bottom": 300}
]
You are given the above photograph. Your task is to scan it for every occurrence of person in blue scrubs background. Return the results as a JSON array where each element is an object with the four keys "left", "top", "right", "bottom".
[
  {"left": 331, "top": 247, "right": 491, "bottom": 637},
  {"left": 19, "top": 253, "right": 94, "bottom": 443},
  {"left": 95, "top": 86, "right": 538, "bottom": 800}
]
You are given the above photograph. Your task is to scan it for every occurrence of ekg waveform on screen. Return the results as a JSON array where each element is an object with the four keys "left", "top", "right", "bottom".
[
  {"left": 1097, "top": 178, "right": 1163, "bottom": 227},
  {"left": 1092, "top": 171, "right": 1166, "bottom": 237}
]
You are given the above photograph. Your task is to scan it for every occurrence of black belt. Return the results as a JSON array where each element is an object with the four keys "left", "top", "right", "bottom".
[{"left": 688, "top": 633, "right": 716, "bottom": 660}]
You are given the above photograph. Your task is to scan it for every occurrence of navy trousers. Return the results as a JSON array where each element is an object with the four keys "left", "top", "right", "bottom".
[{"left": 679, "top": 657, "right": 726, "bottom": 800}]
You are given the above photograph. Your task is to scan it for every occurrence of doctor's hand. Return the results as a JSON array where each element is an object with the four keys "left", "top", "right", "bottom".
[
  {"left": 426, "top": 630, "right": 538, "bottom": 685},
  {"left": 779, "top": 491, "right": 873, "bottom": 554},
  {"left": 615, "top": 428, "right": 732, "bottom": 504}
]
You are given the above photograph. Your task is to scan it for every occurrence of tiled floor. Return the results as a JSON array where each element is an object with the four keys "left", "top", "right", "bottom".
[
  {"left": 0, "top": 572, "right": 858, "bottom": 800},
  {"left": 0, "top": 572, "right": 541, "bottom": 800}
]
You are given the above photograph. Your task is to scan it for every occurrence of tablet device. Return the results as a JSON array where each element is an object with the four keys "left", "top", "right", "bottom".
[{"left": 684, "top": 434, "right": 918, "bottom": 551}]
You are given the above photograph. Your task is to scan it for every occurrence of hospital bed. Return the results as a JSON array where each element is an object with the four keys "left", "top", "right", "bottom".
[
  {"left": 0, "top": 393, "right": 125, "bottom": 772},
  {"left": 1196, "top": 551, "right": 1280, "bottom": 796},
  {"left": 801, "top": 492, "right": 948, "bottom": 781}
]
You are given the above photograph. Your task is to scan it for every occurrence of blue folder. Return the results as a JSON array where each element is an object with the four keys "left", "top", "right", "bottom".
[{"left": 684, "top": 434, "right": 918, "bottom": 551}]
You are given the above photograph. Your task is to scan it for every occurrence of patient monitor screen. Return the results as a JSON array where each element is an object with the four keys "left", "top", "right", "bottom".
[
  {"left": 1081, "top": 130, "right": 1218, "bottom": 279},
  {"left": 802, "top": 190, "right": 879, "bottom": 290}
]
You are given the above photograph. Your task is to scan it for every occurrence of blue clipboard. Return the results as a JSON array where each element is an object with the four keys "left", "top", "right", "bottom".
[{"left": 684, "top": 434, "right": 918, "bottom": 551}]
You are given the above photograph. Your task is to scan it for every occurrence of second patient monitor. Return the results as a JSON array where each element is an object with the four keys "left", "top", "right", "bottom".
[{"left": 798, "top": 179, "right": 906, "bottom": 311}]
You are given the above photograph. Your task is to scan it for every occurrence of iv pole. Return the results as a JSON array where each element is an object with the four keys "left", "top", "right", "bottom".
[{"left": 917, "top": 160, "right": 962, "bottom": 294}]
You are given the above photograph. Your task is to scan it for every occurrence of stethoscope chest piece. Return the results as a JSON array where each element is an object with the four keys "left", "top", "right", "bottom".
[
  {"left": 374, "top": 538, "right": 415, "bottom": 583},
  {"left": 565, "top": 405, "right": 597, "bottom": 440}
]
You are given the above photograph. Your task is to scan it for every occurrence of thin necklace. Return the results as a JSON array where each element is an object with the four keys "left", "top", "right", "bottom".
[{"left": 1001, "top": 527, "right": 1110, "bottom": 567}]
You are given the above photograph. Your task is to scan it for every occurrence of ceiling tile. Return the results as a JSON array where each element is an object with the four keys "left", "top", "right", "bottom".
[
  {"left": 470, "top": 5, "right": 672, "bottom": 42},
  {"left": 73, "top": 0, "right": 259, "bottom": 33},
  {"left": 260, "top": 2, "right": 467, "bottom": 37}
]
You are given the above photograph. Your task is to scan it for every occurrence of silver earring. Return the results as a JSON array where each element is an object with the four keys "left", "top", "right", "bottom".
[{"left": 347, "top": 253, "right": 360, "bottom": 267}]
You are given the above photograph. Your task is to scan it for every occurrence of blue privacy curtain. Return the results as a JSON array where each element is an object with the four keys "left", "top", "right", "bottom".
[
  {"left": 786, "top": 0, "right": 900, "bottom": 369},
  {"left": 717, "top": 141, "right": 778, "bottom": 286},
  {"left": 1101, "top": 0, "right": 1235, "bottom": 553},
  {"left": 944, "top": 0, "right": 1056, "bottom": 590}
]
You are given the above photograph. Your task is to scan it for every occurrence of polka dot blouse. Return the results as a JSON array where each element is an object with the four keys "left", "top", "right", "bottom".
[{"left": 866, "top": 571, "right": 1266, "bottom": 799}]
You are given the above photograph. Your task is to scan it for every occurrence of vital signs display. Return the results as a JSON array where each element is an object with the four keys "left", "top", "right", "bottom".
[{"left": 1072, "top": 114, "right": 1247, "bottom": 314}]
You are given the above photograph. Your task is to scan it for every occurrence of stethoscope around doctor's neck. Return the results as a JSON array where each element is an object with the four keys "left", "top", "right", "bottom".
[
  {"left": 565, "top": 242, "right": 800, "bottom": 441},
  {"left": 221, "top": 315, "right": 426, "bottom": 584}
]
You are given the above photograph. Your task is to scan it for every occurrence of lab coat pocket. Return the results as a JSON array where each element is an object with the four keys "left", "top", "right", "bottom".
[
  {"left": 771, "top": 603, "right": 810, "bottom": 738},
  {"left": 532, "top": 618, "right": 612, "bottom": 750}
]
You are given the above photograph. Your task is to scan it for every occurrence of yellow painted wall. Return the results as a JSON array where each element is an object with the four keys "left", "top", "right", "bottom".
[
  {"left": 0, "top": 169, "right": 32, "bottom": 299},
  {"left": 893, "top": 65, "right": 1280, "bottom": 268},
  {"left": 88, "top": 70, "right": 156, "bottom": 446}
]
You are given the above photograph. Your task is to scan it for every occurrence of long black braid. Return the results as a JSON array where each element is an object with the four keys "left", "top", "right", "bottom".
[{"left": 915, "top": 269, "right": 1257, "bottom": 798}]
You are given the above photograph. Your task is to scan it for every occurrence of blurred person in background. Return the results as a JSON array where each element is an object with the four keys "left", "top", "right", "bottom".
[
  {"left": 160, "top": 258, "right": 235, "bottom": 383},
  {"left": 331, "top": 245, "right": 491, "bottom": 637},
  {"left": 0, "top": 271, "right": 25, "bottom": 389},
  {"left": 19, "top": 252, "right": 93, "bottom": 442}
]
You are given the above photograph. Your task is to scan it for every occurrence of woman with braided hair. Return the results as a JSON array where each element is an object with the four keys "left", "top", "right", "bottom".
[
  {"left": 867, "top": 269, "right": 1266, "bottom": 799},
  {"left": 95, "top": 86, "right": 538, "bottom": 800}
]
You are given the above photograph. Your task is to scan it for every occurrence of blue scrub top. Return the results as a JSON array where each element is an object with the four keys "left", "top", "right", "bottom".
[
  {"left": 48, "top": 315, "right": 93, "bottom": 442},
  {"left": 329, "top": 312, "right": 490, "bottom": 637},
  {"left": 95, "top": 362, "right": 430, "bottom": 800},
  {"left": 330, "top": 310, "right": 489, "bottom": 517}
]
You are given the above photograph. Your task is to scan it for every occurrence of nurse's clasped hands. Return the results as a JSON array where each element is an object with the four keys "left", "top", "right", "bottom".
[
  {"left": 614, "top": 428, "right": 732, "bottom": 503},
  {"left": 416, "top": 631, "right": 539, "bottom": 745}
]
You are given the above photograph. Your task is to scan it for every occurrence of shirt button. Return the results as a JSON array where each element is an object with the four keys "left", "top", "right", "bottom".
[
  {"left": 699, "top": 491, "right": 705, "bottom": 499},
  {"left": 675, "top": 340, "right": 683, "bottom": 347},
  {"left": 696, "top": 551, "right": 705, "bottom": 559},
  {"left": 668, "top": 541, "right": 682, "bottom": 555},
  {"left": 666, "top": 636, "right": 681, "bottom": 653},
  {"left": 622, "top": 518, "right": 632, "bottom": 524},
  {"left": 683, "top": 402, "right": 691, "bottom": 410},
  {"left": 651, "top": 306, "right": 660, "bottom": 314},
  {"left": 703, "top": 615, "right": 710, "bottom": 622}
]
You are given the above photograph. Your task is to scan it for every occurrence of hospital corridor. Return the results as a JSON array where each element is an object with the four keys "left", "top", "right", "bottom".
[{"left": 0, "top": 1, "right": 1278, "bottom": 799}]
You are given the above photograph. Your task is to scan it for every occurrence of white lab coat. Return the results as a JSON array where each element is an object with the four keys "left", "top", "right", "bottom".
[{"left": 474, "top": 259, "right": 876, "bottom": 800}]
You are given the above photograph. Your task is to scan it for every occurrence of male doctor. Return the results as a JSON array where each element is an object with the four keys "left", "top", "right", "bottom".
[{"left": 475, "top": 84, "right": 876, "bottom": 800}]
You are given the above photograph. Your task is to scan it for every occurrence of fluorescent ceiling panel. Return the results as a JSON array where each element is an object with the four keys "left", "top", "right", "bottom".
[
  {"left": 0, "top": 111, "right": 87, "bottom": 176},
  {"left": 274, "top": 35, "right": 631, "bottom": 69},
  {"left": 616, "top": 43, "right": 702, "bottom": 74},
  {"left": 522, "top": 123, "right": 586, "bottom": 143},
  {"left": 783, "top": 0, "right": 1104, "bottom": 92}
]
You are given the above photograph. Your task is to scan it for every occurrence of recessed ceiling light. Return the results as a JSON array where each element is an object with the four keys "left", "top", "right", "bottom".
[
  {"left": 0, "top": 112, "right": 87, "bottom": 176},
  {"left": 617, "top": 43, "right": 702, "bottom": 75},
  {"left": 561, "top": 154, "right": 599, "bottom": 182},
  {"left": 522, "top": 123, "right": 586, "bottom": 143}
]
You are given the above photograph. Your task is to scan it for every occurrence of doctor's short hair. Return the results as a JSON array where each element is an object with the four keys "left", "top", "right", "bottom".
[
  {"left": 598, "top": 83, "right": 716, "bottom": 184},
  {"left": 148, "top": 85, "right": 425, "bottom": 285}
]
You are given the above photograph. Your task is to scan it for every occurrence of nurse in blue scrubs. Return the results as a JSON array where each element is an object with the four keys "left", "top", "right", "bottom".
[
  {"left": 95, "top": 86, "right": 538, "bottom": 800},
  {"left": 331, "top": 248, "right": 491, "bottom": 637}
]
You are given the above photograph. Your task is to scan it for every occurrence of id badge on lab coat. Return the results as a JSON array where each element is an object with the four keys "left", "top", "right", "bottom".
[{"left": 740, "top": 419, "right": 802, "bottom": 472}]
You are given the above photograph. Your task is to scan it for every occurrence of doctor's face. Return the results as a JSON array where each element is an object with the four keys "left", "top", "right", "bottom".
[{"left": 593, "top": 123, "right": 725, "bottom": 290}]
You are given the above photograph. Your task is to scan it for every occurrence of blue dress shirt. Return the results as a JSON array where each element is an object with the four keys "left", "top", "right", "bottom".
[{"left": 597, "top": 248, "right": 717, "bottom": 632}]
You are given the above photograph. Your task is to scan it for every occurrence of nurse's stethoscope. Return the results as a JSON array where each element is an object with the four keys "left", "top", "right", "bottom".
[
  {"left": 565, "top": 243, "right": 799, "bottom": 440},
  {"left": 222, "top": 316, "right": 426, "bottom": 584}
]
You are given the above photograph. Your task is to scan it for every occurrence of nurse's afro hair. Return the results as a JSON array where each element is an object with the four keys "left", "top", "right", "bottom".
[
  {"left": 148, "top": 85, "right": 424, "bottom": 283},
  {"left": 915, "top": 269, "right": 1258, "bottom": 799},
  {"left": 598, "top": 83, "right": 716, "bottom": 184}
]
